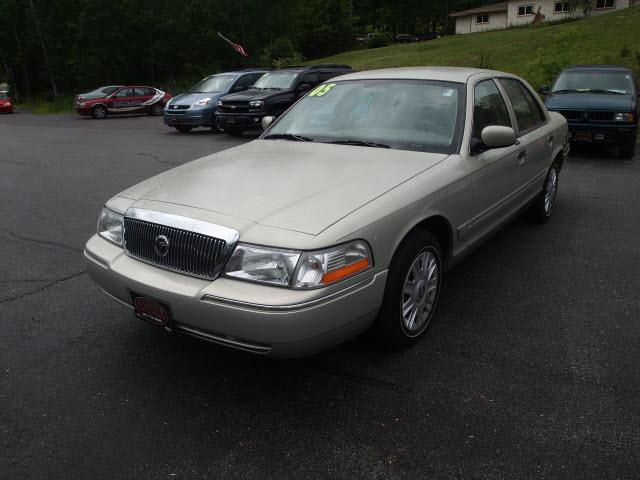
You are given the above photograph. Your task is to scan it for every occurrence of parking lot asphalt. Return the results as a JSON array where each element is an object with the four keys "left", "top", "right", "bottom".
[{"left": 1, "top": 112, "right": 639, "bottom": 480}]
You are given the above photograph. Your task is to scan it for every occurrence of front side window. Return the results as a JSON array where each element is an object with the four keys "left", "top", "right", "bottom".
[
  {"left": 518, "top": 4, "right": 534, "bottom": 15},
  {"left": 499, "top": 78, "right": 545, "bottom": 132},
  {"left": 595, "top": 0, "right": 615, "bottom": 8},
  {"left": 232, "top": 74, "right": 261, "bottom": 91},
  {"left": 554, "top": 1, "right": 569, "bottom": 12},
  {"left": 264, "top": 79, "right": 465, "bottom": 154},
  {"left": 114, "top": 88, "right": 132, "bottom": 98},
  {"left": 472, "top": 80, "right": 512, "bottom": 140},
  {"left": 252, "top": 71, "right": 299, "bottom": 90},
  {"left": 552, "top": 70, "right": 635, "bottom": 95},
  {"left": 476, "top": 14, "right": 490, "bottom": 24},
  {"left": 300, "top": 73, "right": 321, "bottom": 87}
]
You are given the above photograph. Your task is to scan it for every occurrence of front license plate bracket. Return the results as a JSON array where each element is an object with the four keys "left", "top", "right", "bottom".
[{"left": 130, "top": 291, "right": 174, "bottom": 332}]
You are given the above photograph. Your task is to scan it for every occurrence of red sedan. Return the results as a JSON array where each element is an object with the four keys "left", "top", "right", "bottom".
[
  {"left": 75, "top": 85, "right": 171, "bottom": 119},
  {"left": 0, "top": 92, "right": 13, "bottom": 113}
]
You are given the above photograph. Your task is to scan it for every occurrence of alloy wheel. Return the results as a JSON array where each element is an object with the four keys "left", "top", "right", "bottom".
[
  {"left": 544, "top": 167, "right": 558, "bottom": 215},
  {"left": 401, "top": 250, "right": 439, "bottom": 335}
]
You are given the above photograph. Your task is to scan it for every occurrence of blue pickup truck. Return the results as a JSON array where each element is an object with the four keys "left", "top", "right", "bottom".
[{"left": 540, "top": 65, "right": 638, "bottom": 159}]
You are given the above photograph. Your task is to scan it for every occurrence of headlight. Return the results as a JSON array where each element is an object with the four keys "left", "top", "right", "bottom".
[
  {"left": 224, "top": 244, "right": 300, "bottom": 287},
  {"left": 249, "top": 100, "right": 264, "bottom": 108},
  {"left": 614, "top": 112, "right": 634, "bottom": 122},
  {"left": 97, "top": 207, "right": 124, "bottom": 246},
  {"left": 190, "top": 97, "right": 212, "bottom": 108},
  {"left": 217, "top": 100, "right": 223, "bottom": 107},
  {"left": 223, "top": 240, "right": 373, "bottom": 288},
  {"left": 293, "top": 240, "right": 372, "bottom": 289},
  {"left": 77, "top": 102, "right": 85, "bottom": 107}
]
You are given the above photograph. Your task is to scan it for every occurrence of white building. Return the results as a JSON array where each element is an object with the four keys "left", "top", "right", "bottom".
[{"left": 450, "top": 0, "right": 636, "bottom": 34}]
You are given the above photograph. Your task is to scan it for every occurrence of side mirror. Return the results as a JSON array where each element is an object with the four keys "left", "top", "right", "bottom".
[
  {"left": 232, "top": 85, "right": 246, "bottom": 92},
  {"left": 261, "top": 116, "right": 275, "bottom": 130},
  {"left": 298, "top": 83, "right": 312, "bottom": 92},
  {"left": 538, "top": 85, "right": 550, "bottom": 95},
  {"left": 481, "top": 126, "right": 517, "bottom": 149}
]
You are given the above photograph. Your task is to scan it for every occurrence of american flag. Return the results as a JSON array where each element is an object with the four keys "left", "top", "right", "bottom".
[{"left": 218, "top": 32, "right": 249, "bottom": 57}]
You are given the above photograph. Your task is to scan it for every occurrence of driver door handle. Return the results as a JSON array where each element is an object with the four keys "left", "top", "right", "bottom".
[{"left": 517, "top": 150, "right": 527, "bottom": 165}]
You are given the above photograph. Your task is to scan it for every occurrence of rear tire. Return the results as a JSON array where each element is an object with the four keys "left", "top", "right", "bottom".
[
  {"left": 92, "top": 105, "right": 107, "bottom": 119},
  {"left": 371, "top": 229, "right": 442, "bottom": 347},
  {"left": 619, "top": 137, "right": 636, "bottom": 159},
  {"left": 225, "top": 127, "right": 245, "bottom": 137},
  {"left": 175, "top": 126, "right": 192, "bottom": 133},
  {"left": 527, "top": 163, "right": 560, "bottom": 224}
]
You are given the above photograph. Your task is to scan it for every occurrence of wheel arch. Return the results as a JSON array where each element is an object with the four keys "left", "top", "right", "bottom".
[{"left": 391, "top": 214, "right": 453, "bottom": 267}]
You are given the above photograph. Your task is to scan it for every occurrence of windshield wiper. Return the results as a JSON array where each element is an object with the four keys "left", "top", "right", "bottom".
[
  {"left": 585, "top": 89, "right": 626, "bottom": 95},
  {"left": 551, "top": 89, "right": 580, "bottom": 94},
  {"left": 263, "top": 133, "right": 314, "bottom": 142},
  {"left": 325, "top": 139, "right": 390, "bottom": 149}
]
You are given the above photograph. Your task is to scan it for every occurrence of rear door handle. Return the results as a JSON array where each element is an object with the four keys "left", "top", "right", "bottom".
[{"left": 517, "top": 150, "right": 527, "bottom": 165}]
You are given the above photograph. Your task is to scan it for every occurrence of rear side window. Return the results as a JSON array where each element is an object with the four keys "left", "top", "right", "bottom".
[
  {"left": 133, "top": 87, "right": 148, "bottom": 97},
  {"left": 499, "top": 78, "right": 545, "bottom": 132},
  {"left": 472, "top": 79, "right": 512, "bottom": 139}
]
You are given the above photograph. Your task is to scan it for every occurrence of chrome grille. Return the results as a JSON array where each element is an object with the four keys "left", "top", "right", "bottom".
[{"left": 123, "top": 217, "right": 230, "bottom": 279}]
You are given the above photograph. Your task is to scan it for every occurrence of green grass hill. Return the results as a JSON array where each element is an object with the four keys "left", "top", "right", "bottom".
[{"left": 311, "top": 7, "right": 640, "bottom": 88}]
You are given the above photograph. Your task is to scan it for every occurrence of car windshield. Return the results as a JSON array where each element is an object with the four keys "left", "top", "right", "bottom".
[
  {"left": 552, "top": 71, "right": 635, "bottom": 94},
  {"left": 82, "top": 86, "right": 120, "bottom": 98},
  {"left": 189, "top": 75, "right": 237, "bottom": 93},
  {"left": 263, "top": 79, "right": 464, "bottom": 154},
  {"left": 252, "top": 71, "right": 299, "bottom": 90}
]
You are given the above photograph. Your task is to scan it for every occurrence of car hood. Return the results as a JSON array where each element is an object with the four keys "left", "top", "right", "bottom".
[
  {"left": 120, "top": 141, "right": 448, "bottom": 236},
  {"left": 169, "top": 91, "right": 225, "bottom": 106},
  {"left": 545, "top": 93, "right": 635, "bottom": 111},
  {"left": 221, "top": 89, "right": 281, "bottom": 102}
]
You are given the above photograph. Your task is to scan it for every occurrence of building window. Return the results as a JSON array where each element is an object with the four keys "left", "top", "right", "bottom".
[
  {"left": 476, "top": 14, "right": 490, "bottom": 24},
  {"left": 554, "top": 1, "right": 569, "bottom": 12},
  {"left": 518, "top": 4, "right": 534, "bottom": 16},
  {"left": 595, "top": 0, "right": 615, "bottom": 8}
]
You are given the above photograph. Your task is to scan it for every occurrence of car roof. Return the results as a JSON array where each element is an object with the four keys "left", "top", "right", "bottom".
[
  {"left": 564, "top": 64, "right": 634, "bottom": 72},
  {"left": 207, "top": 69, "right": 271, "bottom": 77},
  {"left": 278, "top": 64, "right": 353, "bottom": 72},
  {"left": 335, "top": 66, "right": 510, "bottom": 83}
]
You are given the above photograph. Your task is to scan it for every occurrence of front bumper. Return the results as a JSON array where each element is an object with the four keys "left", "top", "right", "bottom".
[
  {"left": 215, "top": 112, "right": 264, "bottom": 129},
  {"left": 84, "top": 235, "right": 386, "bottom": 358},
  {"left": 163, "top": 109, "right": 214, "bottom": 128},
  {"left": 566, "top": 122, "right": 637, "bottom": 144}
]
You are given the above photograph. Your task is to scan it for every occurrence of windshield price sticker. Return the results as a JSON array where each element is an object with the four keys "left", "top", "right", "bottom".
[{"left": 309, "top": 83, "right": 336, "bottom": 97}]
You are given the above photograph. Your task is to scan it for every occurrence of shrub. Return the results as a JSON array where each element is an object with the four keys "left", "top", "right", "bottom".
[{"left": 367, "top": 33, "right": 392, "bottom": 49}]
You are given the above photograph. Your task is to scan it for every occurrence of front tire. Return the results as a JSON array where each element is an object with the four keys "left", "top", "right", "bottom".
[
  {"left": 372, "top": 230, "right": 442, "bottom": 347},
  {"left": 149, "top": 102, "right": 163, "bottom": 116},
  {"left": 619, "top": 137, "right": 636, "bottom": 159},
  {"left": 92, "top": 105, "right": 107, "bottom": 119},
  {"left": 225, "top": 127, "right": 245, "bottom": 137}
]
